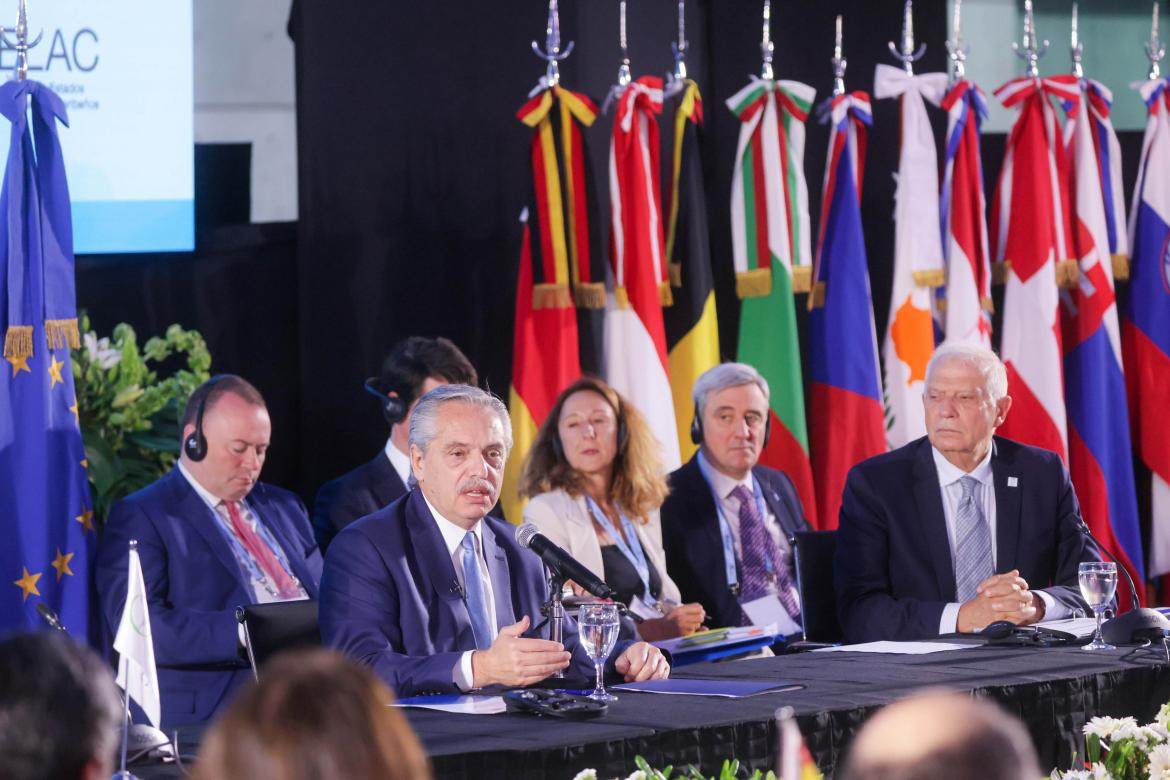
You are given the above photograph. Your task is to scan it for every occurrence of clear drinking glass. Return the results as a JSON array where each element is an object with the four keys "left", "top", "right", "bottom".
[
  {"left": 578, "top": 603, "right": 621, "bottom": 702},
  {"left": 1079, "top": 561, "right": 1118, "bottom": 651}
]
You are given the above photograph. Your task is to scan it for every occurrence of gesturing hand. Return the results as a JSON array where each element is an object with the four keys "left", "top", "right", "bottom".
[
  {"left": 470, "top": 615, "right": 572, "bottom": 688},
  {"left": 613, "top": 642, "right": 670, "bottom": 682}
]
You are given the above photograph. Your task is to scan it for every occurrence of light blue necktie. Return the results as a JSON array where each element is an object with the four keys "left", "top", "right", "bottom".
[
  {"left": 953, "top": 475, "right": 994, "bottom": 603},
  {"left": 460, "top": 532, "right": 493, "bottom": 650}
]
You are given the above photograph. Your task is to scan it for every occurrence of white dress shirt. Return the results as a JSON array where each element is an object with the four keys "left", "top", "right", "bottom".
[
  {"left": 384, "top": 438, "right": 412, "bottom": 487},
  {"left": 932, "top": 447, "right": 1063, "bottom": 633},
  {"left": 697, "top": 451, "right": 799, "bottom": 608},
  {"left": 420, "top": 494, "right": 497, "bottom": 691}
]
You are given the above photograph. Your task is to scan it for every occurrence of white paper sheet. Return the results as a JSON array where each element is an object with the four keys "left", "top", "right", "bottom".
[
  {"left": 813, "top": 641, "right": 976, "bottom": 654},
  {"left": 393, "top": 695, "right": 506, "bottom": 715},
  {"left": 1035, "top": 617, "right": 1099, "bottom": 638},
  {"left": 741, "top": 595, "right": 802, "bottom": 636}
]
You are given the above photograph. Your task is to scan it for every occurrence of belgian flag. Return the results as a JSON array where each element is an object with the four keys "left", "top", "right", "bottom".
[{"left": 661, "top": 79, "right": 719, "bottom": 461}]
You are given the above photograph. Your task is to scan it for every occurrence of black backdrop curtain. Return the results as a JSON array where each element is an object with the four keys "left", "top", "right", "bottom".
[{"left": 74, "top": 1, "right": 1148, "bottom": 519}]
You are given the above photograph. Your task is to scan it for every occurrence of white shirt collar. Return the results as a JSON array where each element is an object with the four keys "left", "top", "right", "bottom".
[
  {"left": 931, "top": 443, "right": 994, "bottom": 488},
  {"left": 384, "top": 437, "right": 412, "bottom": 486},
  {"left": 697, "top": 449, "right": 753, "bottom": 499},
  {"left": 178, "top": 460, "right": 234, "bottom": 509},
  {"left": 421, "top": 492, "right": 483, "bottom": 557}
]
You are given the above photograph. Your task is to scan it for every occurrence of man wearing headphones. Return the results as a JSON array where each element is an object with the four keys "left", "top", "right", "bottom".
[
  {"left": 660, "top": 363, "right": 810, "bottom": 630},
  {"left": 312, "top": 336, "right": 478, "bottom": 551},
  {"left": 95, "top": 375, "right": 322, "bottom": 729}
]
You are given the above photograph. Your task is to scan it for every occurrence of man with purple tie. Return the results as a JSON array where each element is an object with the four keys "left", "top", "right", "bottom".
[
  {"left": 661, "top": 363, "right": 811, "bottom": 631},
  {"left": 319, "top": 384, "right": 669, "bottom": 696},
  {"left": 96, "top": 375, "right": 322, "bottom": 729}
]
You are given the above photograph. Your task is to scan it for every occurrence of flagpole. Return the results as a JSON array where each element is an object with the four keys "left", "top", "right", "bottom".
[{"left": 1146, "top": 2, "right": 1165, "bottom": 80}]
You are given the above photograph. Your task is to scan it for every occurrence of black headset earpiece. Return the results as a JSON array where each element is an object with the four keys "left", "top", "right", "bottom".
[
  {"left": 689, "top": 402, "right": 772, "bottom": 447},
  {"left": 183, "top": 375, "right": 227, "bottom": 462},
  {"left": 364, "top": 377, "right": 408, "bottom": 427}
]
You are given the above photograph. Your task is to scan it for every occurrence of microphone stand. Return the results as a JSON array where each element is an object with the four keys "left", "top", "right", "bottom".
[
  {"left": 1077, "top": 520, "right": 1169, "bottom": 643},
  {"left": 540, "top": 568, "right": 567, "bottom": 679}
]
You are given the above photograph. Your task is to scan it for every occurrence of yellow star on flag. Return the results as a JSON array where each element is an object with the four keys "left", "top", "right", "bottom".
[
  {"left": 6, "top": 353, "right": 30, "bottom": 377},
  {"left": 47, "top": 355, "right": 64, "bottom": 387},
  {"left": 51, "top": 549, "right": 74, "bottom": 581},
  {"left": 80, "top": 458, "right": 88, "bottom": 469},
  {"left": 69, "top": 398, "right": 79, "bottom": 425},
  {"left": 14, "top": 567, "right": 41, "bottom": 602},
  {"left": 75, "top": 507, "right": 94, "bottom": 533}
]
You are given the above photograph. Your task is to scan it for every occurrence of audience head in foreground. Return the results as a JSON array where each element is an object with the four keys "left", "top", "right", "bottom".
[
  {"left": 519, "top": 377, "right": 705, "bottom": 639},
  {"left": 192, "top": 648, "right": 430, "bottom": 780},
  {"left": 839, "top": 689, "right": 1041, "bottom": 780},
  {"left": 659, "top": 362, "right": 811, "bottom": 631},
  {"left": 319, "top": 384, "right": 669, "bottom": 697},
  {"left": 0, "top": 631, "right": 121, "bottom": 780}
]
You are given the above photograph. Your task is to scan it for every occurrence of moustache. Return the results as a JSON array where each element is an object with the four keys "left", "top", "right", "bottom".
[{"left": 458, "top": 477, "right": 496, "bottom": 496}]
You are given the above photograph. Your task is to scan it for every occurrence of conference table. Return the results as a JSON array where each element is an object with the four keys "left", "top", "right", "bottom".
[{"left": 154, "top": 639, "right": 1170, "bottom": 779}]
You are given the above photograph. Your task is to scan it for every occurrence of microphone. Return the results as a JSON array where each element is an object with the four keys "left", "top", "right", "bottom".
[
  {"left": 516, "top": 524, "right": 620, "bottom": 601},
  {"left": 36, "top": 602, "right": 67, "bottom": 632},
  {"left": 1074, "top": 518, "right": 1170, "bottom": 644}
]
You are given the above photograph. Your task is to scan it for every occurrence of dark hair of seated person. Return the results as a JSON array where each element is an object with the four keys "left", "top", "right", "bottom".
[{"left": 190, "top": 648, "right": 431, "bottom": 780}]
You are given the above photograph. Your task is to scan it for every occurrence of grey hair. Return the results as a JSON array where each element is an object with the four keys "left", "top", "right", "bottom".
[
  {"left": 925, "top": 343, "right": 1008, "bottom": 401},
  {"left": 408, "top": 383, "right": 513, "bottom": 457},
  {"left": 692, "top": 362, "right": 771, "bottom": 418}
]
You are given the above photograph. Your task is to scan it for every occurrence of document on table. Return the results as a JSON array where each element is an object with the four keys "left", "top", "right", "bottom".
[
  {"left": 612, "top": 678, "right": 803, "bottom": 698},
  {"left": 393, "top": 695, "right": 506, "bottom": 715},
  {"left": 813, "top": 641, "right": 977, "bottom": 654},
  {"left": 1035, "top": 617, "right": 1098, "bottom": 638}
]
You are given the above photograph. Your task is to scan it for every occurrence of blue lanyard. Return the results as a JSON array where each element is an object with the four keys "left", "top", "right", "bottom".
[
  {"left": 584, "top": 497, "right": 653, "bottom": 604},
  {"left": 695, "top": 454, "right": 773, "bottom": 593}
]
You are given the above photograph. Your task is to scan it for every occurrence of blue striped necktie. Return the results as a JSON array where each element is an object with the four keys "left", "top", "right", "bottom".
[
  {"left": 953, "top": 476, "right": 994, "bottom": 603},
  {"left": 461, "top": 532, "right": 493, "bottom": 649}
]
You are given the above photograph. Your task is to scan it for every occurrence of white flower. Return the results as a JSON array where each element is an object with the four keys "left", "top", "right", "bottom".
[
  {"left": 1148, "top": 722, "right": 1170, "bottom": 743},
  {"left": 1159, "top": 702, "right": 1170, "bottom": 731},
  {"left": 83, "top": 332, "right": 121, "bottom": 369},
  {"left": 1150, "top": 744, "right": 1170, "bottom": 780},
  {"left": 1088, "top": 764, "right": 1111, "bottom": 780},
  {"left": 621, "top": 772, "right": 647, "bottom": 780},
  {"left": 1055, "top": 771, "right": 1090, "bottom": 779},
  {"left": 1086, "top": 716, "right": 1139, "bottom": 742},
  {"left": 571, "top": 771, "right": 597, "bottom": 780}
]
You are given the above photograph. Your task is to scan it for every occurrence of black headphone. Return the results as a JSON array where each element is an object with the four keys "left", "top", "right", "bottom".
[
  {"left": 690, "top": 402, "right": 772, "bottom": 447},
  {"left": 364, "top": 377, "right": 408, "bottom": 427},
  {"left": 552, "top": 395, "right": 629, "bottom": 462},
  {"left": 183, "top": 375, "right": 227, "bottom": 462}
]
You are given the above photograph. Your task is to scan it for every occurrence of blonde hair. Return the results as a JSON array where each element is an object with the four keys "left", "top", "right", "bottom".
[
  {"left": 518, "top": 377, "right": 669, "bottom": 521},
  {"left": 191, "top": 649, "right": 430, "bottom": 780}
]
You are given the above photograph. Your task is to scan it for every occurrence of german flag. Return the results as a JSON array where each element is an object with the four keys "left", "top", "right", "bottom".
[
  {"left": 662, "top": 79, "right": 719, "bottom": 461},
  {"left": 502, "top": 85, "right": 604, "bottom": 522}
]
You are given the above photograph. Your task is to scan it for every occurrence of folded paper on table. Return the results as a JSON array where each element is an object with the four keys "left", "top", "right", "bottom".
[
  {"left": 814, "top": 641, "right": 976, "bottom": 654},
  {"left": 393, "top": 695, "right": 507, "bottom": 715},
  {"left": 612, "top": 678, "right": 803, "bottom": 698}
]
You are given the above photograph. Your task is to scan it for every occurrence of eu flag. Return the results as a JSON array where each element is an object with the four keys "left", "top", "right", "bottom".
[{"left": 0, "top": 79, "right": 95, "bottom": 642}]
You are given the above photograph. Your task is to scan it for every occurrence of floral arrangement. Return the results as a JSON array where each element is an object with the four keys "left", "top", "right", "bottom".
[
  {"left": 572, "top": 756, "right": 776, "bottom": 780},
  {"left": 1051, "top": 703, "right": 1170, "bottom": 780},
  {"left": 71, "top": 314, "right": 211, "bottom": 524}
]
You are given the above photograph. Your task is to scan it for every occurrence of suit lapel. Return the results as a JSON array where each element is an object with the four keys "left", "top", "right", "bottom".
[
  {"left": 248, "top": 489, "right": 316, "bottom": 597},
  {"left": 991, "top": 439, "right": 1021, "bottom": 573},
  {"left": 911, "top": 441, "right": 957, "bottom": 600},
  {"left": 166, "top": 469, "right": 252, "bottom": 592},
  {"left": 370, "top": 454, "right": 406, "bottom": 507},
  {"left": 481, "top": 524, "right": 516, "bottom": 630},
  {"left": 754, "top": 466, "right": 798, "bottom": 538},
  {"left": 405, "top": 491, "right": 475, "bottom": 647}
]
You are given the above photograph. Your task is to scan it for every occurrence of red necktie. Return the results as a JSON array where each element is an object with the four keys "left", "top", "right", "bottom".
[{"left": 223, "top": 501, "right": 301, "bottom": 600}]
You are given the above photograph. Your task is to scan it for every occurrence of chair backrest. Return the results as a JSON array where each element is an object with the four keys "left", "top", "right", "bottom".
[
  {"left": 791, "top": 530, "right": 842, "bottom": 643},
  {"left": 235, "top": 600, "right": 320, "bottom": 680}
]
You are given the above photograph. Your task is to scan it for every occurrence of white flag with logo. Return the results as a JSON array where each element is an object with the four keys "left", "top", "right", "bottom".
[{"left": 114, "top": 543, "right": 161, "bottom": 727}]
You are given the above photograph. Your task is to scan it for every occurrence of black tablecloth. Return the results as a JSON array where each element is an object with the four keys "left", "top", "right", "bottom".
[{"left": 144, "top": 643, "right": 1170, "bottom": 779}]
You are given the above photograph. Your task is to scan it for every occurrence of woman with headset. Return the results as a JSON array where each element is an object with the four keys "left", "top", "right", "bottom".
[{"left": 519, "top": 378, "right": 705, "bottom": 640}]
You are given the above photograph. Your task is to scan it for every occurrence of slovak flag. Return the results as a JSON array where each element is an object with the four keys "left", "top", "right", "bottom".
[
  {"left": 1060, "top": 77, "right": 1144, "bottom": 606},
  {"left": 808, "top": 91, "right": 886, "bottom": 529},
  {"left": 940, "top": 78, "right": 993, "bottom": 348},
  {"left": 991, "top": 75, "right": 1081, "bottom": 461},
  {"left": 1123, "top": 76, "right": 1170, "bottom": 578}
]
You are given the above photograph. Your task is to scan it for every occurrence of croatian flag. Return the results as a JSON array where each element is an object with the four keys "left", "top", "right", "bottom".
[
  {"left": 873, "top": 65, "right": 948, "bottom": 450},
  {"left": 991, "top": 75, "right": 1080, "bottom": 461},
  {"left": 940, "top": 79, "right": 993, "bottom": 348},
  {"left": 1060, "top": 77, "right": 1144, "bottom": 606},
  {"left": 808, "top": 91, "right": 886, "bottom": 529},
  {"left": 1124, "top": 76, "right": 1170, "bottom": 578}
]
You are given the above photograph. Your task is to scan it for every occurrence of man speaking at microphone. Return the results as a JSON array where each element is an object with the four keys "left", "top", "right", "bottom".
[{"left": 319, "top": 384, "right": 668, "bottom": 696}]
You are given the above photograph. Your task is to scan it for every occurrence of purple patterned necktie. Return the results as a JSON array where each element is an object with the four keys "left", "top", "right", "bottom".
[{"left": 731, "top": 484, "right": 801, "bottom": 622}]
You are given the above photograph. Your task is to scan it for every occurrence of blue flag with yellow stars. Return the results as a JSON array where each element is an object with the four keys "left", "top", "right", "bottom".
[{"left": 0, "top": 79, "right": 95, "bottom": 642}]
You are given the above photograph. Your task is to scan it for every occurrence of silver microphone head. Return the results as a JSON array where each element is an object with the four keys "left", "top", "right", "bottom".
[{"left": 516, "top": 523, "right": 539, "bottom": 549}]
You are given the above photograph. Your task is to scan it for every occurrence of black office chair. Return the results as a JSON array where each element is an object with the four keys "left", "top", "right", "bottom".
[
  {"left": 791, "top": 530, "right": 843, "bottom": 644},
  {"left": 235, "top": 600, "right": 320, "bottom": 680}
]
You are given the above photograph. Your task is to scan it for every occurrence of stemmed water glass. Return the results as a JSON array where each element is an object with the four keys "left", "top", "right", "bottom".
[
  {"left": 578, "top": 603, "right": 621, "bottom": 702},
  {"left": 1079, "top": 561, "right": 1118, "bottom": 651}
]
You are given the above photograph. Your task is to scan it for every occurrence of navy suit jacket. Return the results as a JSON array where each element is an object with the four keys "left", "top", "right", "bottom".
[
  {"left": 834, "top": 436, "right": 1097, "bottom": 643},
  {"left": 661, "top": 454, "right": 810, "bottom": 629},
  {"left": 319, "top": 489, "right": 628, "bottom": 697},
  {"left": 312, "top": 452, "right": 406, "bottom": 552},
  {"left": 95, "top": 468, "right": 323, "bottom": 728}
]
